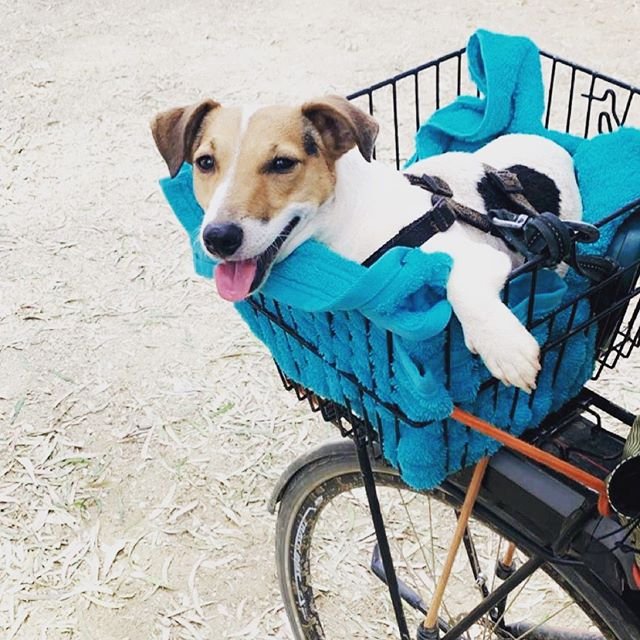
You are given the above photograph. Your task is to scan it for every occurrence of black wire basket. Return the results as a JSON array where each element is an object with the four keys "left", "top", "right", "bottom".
[{"left": 243, "top": 48, "right": 640, "bottom": 479}]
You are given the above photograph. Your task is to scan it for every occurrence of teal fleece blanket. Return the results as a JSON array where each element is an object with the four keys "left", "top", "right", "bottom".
[{"left": 159, "top": 30, "right": 640, "bottom": 489}]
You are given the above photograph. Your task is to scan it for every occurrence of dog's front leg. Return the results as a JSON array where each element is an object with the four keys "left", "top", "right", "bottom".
[{"left": 422, "top": 225, "right": 541, "bottom": 392}]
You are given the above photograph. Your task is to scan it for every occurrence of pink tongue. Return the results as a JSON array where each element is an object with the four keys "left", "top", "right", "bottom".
[{"left": 215, "top": 259, "right": 258, "bottom": 301}]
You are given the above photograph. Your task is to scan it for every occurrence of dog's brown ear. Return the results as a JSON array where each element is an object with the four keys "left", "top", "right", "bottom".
[
  {"left": 151, "top": 99, "right": 220, "bottom": 177},
  {"left": 302, "top": 96, "right": 379, "bottom": 162}
]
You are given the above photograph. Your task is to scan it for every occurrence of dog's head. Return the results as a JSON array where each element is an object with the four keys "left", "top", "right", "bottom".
[{"left": 151, "top": 97, "right": 378, "bottom": 300}]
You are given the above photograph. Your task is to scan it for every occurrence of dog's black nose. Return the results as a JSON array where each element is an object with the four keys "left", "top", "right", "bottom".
[{"left": 202, "top": 223, "right": 244, "bottom": 258}]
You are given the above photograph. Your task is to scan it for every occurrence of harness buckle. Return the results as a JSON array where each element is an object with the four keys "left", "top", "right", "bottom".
[
  {"left": 564, "top": 220, "right": 601, "bottom": 244},
  {"left": 430, "top": 198, "right": 458, "bottom": 232},
  {"left": 487, "top": 210, "right": 529, "bottom": 230}
]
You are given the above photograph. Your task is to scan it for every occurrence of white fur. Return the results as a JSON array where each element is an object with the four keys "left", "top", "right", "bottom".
[
  {"left": 201, "top": 104, "right": 261, "bottom": 230},
  {"left": 201, "top": 128, "right": 582, "bottom": 392},
  {"left": 309, "top": 133, "right": 582, "bottom": 392},
  {"left": 233, "top": 202, "right": 318, "bottom": 261}
]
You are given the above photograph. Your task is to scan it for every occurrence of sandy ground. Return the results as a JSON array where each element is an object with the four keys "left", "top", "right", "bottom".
[{"left": 1, "top": 0, "right": 639, "bottom": 638}]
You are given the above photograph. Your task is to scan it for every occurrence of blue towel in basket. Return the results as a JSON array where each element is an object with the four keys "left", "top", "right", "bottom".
[
  {"left": 408, "top": 29, "right": 640, "bottom": 253},
  {"left": 406, "top": 29, "right": 581, "bottom": 163},
  {"left": 159, "top": 30, "right": 640, "bottom": 490}
]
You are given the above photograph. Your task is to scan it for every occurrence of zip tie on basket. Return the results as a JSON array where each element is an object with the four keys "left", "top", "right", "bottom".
[{"left": 450, "top": 407, "right": 612, "bottom": 517}]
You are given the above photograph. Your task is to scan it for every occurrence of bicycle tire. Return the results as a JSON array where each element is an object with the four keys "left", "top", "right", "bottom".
[{"left": 274, "top": 443, "right": 640, "bottom": 640}]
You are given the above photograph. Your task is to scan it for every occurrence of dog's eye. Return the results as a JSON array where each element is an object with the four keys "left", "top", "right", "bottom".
[
  {"left": 196, "top": 155, "right": 216, "bottom": 172},
  {"left": 268, "top": 157, "right": 299, "bottom": 174}
]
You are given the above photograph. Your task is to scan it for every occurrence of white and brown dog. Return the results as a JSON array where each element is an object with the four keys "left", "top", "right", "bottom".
[{"left": 151, "top": 96, "right": 582, "bottom": 393}]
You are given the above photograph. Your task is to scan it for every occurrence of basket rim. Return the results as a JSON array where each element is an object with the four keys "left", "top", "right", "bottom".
[{"left": 346, "top": 47, "right": 640, "bottom": 101}]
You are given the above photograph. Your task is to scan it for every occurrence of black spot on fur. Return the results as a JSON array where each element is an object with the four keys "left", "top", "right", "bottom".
[
  {"left": 477, "top": 164, "right": 561, "bottom": 215},
  {"left": 303, "top": 131, "right": 319, "bottom": 156}
]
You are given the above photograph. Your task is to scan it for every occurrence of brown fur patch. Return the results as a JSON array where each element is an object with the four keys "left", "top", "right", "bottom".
[
  {"left": 192, "top": 105, "right": 337, "bottom": 222},
  {"left": 151, "top": 99, "right": 220, "bottom": 177},
  {"left": 191, "top": 107, "right": 243, "bottom": 209},
  {"left": 302, "top": 96, "right": 379, "bottom": 161}
]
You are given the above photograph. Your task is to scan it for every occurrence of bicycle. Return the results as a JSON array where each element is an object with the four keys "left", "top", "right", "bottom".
[{"left": 249, "top": 49, "right": 640, "bottom": 639}]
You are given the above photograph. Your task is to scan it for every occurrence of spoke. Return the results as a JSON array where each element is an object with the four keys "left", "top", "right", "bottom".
[
  {"left": 481, "top": 536, "right": 504, "bottom": 640},
  {"left": 511, "top": 600, "right": 579, "bottom": 640},
  {"left": 489, "top": 537, "right": 504, "bottom": 595},
  {"left": 308, "top": 480, "right": 604, "bottom": 640},
  {"left": 441, "top": 558, "right": 543, "bottom": 640},
  {"left": 497, "top": 556, "right": 583, "bottom": 637},
  {"left": 428, "top": 495, "right": 437, "bottom": 586},
  {"left": 397, "top": 490, "right": 459, "bottom": 628},
  {"left": 486, "top": 575, "right": 534, "bottom": 636},
  {"left": 399, "top": 492, "right": 436, "bottom": 583}
]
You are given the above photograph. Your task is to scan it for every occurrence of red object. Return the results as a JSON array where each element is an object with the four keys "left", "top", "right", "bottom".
[{"left": 632, "top": 562, "right": 640, "bottom": 588}]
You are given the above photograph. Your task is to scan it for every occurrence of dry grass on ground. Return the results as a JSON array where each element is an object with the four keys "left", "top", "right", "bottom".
[{"left": 1, "top": 1, "right": 638, "bottom": 638}]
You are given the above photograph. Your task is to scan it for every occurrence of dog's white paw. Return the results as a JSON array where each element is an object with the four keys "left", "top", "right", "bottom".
[{"left": 463, "top": 308, "right": 541, "bottom": 393}]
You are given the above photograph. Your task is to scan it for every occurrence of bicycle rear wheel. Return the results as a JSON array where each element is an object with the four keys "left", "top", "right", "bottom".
[{"left": 274, "top": 441, "right": 639, "bottom": 640}]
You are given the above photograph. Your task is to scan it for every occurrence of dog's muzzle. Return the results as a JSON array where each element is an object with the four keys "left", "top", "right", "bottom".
[{"left": 214, "top": 217, "right": 300, "bottom": 302}]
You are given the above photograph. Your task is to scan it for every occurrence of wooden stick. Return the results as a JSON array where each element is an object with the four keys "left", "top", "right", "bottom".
[
  {"left": 423, "top": 456, "right": 490, "bottom": 631},
  {"left": 501, "top": 542, "right": 517, "bottom": 567}
]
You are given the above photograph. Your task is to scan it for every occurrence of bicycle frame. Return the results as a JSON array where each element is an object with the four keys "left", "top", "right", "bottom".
[{"left": 270, "top": 393, "right": 640, "bottom": 638}]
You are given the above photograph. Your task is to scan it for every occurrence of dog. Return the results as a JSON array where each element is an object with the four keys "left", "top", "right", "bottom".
[{"left": 151, "top": 96, "right": 583, "bottom": 393}]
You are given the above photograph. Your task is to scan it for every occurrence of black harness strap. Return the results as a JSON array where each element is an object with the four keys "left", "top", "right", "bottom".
[
  {"left": 362, "top": 169, "right": 515, "bottom": 267},
  {"left": 361, "top": 197, "right": 456, "bottom": 267},
  {"left": 405, "top": 172, "right": 453, "bottom": 197},
  {"left": 440, "top": 196, "right": 494, "bottom": 234},
  {"left": 362, "top": 167, "right": 617, "bottom": 283},
  {"left": 406, "top": 170, "right": 498, "bottom": 234},
  {"left": 485, "top": 166, "right": 541, "bottom": 218}
]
